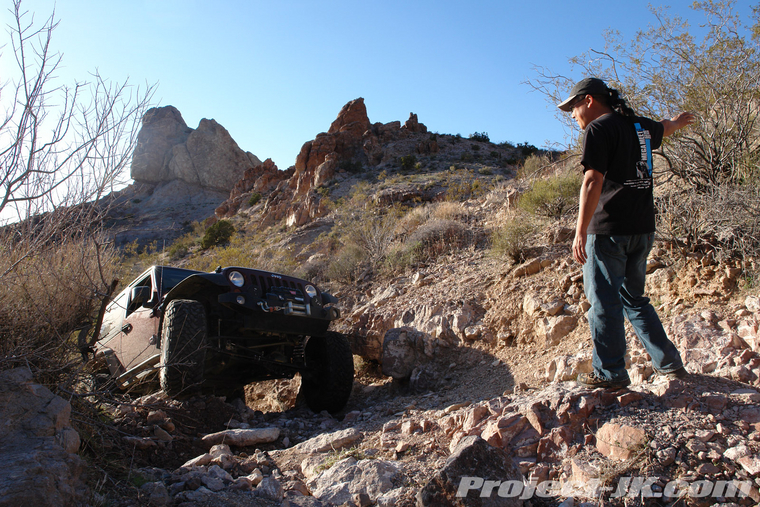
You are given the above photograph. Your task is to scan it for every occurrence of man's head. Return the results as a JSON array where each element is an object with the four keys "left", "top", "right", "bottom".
[
  {"left": 558, "top": 78, "right": 614, "bottom": 129},
  {"left": 557, "top": 78, "right": 610, "bottom": 112}
]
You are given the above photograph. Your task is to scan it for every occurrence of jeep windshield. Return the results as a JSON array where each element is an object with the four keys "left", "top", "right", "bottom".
[{"left": 156, "top": 266, "right": 202, "bottom": 294}]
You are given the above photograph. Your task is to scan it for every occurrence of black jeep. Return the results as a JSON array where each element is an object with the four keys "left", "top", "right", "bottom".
[{"left": 94, "top": 265, "right": 353, "bottom": 413}]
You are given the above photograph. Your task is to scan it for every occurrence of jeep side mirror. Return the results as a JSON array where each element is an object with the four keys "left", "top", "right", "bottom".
[{"left": 130, "top": 286, "right": 152, "bottom": 308}]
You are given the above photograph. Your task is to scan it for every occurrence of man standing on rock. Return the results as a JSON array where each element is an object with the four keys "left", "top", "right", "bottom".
[{"left": 557, "top": 77, "right": 694, "bottom": 389}]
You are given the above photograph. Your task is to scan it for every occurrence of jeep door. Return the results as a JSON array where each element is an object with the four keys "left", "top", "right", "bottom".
[{"left": 98, "top": 273, "right": 160, "bottom": 373}]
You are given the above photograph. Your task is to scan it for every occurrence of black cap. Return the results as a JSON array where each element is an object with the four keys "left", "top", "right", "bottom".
[{"left": 557, "top": 78, "right": 610, "bottom": 112}]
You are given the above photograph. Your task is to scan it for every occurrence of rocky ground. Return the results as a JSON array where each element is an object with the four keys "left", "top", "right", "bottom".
[
  {"left": 85, "top": 153, "right": 760, "bottom": 506},
  {"left": 74, "top": 226, "right": 760, "bottom": 506}
]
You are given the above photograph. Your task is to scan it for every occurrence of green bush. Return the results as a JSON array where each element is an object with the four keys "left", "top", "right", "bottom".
[
  {"left": 201, "top": 220, "right": 235, "bottom": 249},
  {"left": 326, "top": 244, "right": 366, "bottom": 283},
  {"left": 340, "top": 160, "right": 363, "bottom": 174},
  {"left": 383, "top": 241, "right": 424, "bottom": 274},
  {"left": 470, "top": 132, "right": 490, "bottom": 143},
  {"left": 248, "top": 192, "right": 262, "bottom": 206},
  {"left": 400, "top": 155, "right": 418, "bottom": 172},
  {"left": 517, "top": 172, "right": 581, "bottom": 218},
  {"left": 517, "top": 153, "right": 552, "bottom": 180},
  {"left": 406, "top": 219, "right": 470, "bottom": 259},
  {"left": 517, "top": 142, "right": 538, "bottom": 157},
  {"left": 168, "top": 243, "right": 188, "bottom": 261},
  {"left": 491, "top": 218, "right": 537, "bottom": 262}
]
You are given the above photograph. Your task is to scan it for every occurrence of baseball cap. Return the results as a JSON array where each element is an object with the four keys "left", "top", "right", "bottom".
[{"left": 557, "top": 78, "right": 610, "bottom": 112}]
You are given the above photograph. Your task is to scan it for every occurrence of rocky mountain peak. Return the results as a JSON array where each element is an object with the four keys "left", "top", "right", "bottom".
[
  {"left": 327, "top": 97, "right": 371, "bottom": 135},
  {"left": 130, "top": 105, "right": 261, "bottom": 193}
]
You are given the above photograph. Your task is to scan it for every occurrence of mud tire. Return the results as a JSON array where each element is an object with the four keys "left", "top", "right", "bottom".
[
  {"left": 301, "top": 331, "right": 354, "bottom": 414},
  {"left": 159, "top": 299, "right": 207, "bottom": 397}
]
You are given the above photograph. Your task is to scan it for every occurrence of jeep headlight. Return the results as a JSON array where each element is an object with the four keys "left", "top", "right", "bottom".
[
  {"left": 304, "top": 285, "right": 318, "bottom": 298},
  {"left": 228, "top": 271, "right": 245, "bottom": 287}
]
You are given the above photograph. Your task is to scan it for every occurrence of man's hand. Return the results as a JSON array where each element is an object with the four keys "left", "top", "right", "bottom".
[
  {"left": 662, "top": 112, "right": 695, "bottom": 137},
  {"left": 573, "top": 169, "right": 604, "bottom": 265},
  {"left": 573, "top": 231, "right": 587, "bottom": 264}
]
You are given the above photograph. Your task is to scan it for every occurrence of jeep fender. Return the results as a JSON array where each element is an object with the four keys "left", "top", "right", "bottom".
[{"left": 162, "top": 273, "right": 229, "bottom": 308}]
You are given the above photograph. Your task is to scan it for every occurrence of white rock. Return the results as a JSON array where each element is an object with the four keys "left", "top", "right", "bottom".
[
  {"left": 201, "top": 427, "right": 280, "bottom": 447},
  {"left": 292, "top": 427, "right": 361, "bottom": 454},
  {"left": 308, "top": 457, "right": 400, "bottom": 505},
  {"left": 724, "top": 444, "right": 751, "bottom": 461}
]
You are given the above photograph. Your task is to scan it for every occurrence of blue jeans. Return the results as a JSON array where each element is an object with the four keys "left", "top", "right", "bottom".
[{"left": 583, "top": 233, "right": 683, "bottom": 381}]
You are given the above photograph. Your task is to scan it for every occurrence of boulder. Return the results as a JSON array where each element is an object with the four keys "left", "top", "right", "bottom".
[
  {"left": 535, "top": 315, "right": 578, "bottom": 346},
  {"left": 595, "top": 422, "right": 647, "bottom": 460},
  {"left": 200, "top": 427, "right": 280, "bottom": 448},
  {"left": 308, "top": 457, "right": 400, "bottom": 505},
  {"left": 382, "top": 327, "right": 425, "bottom": 380},
  {"left": 291, "top": 427, "right": 361, "bottom": 454},
  {"left": 0, "top": 368, "right": 87, "bottom": 507},
  {"left": 417, "top": 435, "right": 523, "bottom": 506}
]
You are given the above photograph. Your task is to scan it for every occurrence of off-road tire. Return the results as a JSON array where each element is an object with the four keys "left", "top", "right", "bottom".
[
  {"left": 159, "top": 299, "right": 207, "bottom": 397},
  {"left": 301, "top": 331, "right": 354, "bottom": 414}
]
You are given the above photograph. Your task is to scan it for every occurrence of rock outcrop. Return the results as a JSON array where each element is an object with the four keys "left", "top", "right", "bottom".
[
  {"left": 131, "top": 105, "right": 261, "bottom": 193},
  {"left": 0, "top": 368, "right": 86, "bottom": 507},
  {"left": 214, "top": 158, "right": 292, "bottom": 218},
  {"left": 215, "top": 98, "right": 432, "bottom": 228},
  {"left": 104, "top": 105, "right": 267, "bottom": 247}
]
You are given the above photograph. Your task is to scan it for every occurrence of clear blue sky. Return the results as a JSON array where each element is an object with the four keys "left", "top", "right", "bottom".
[{"left": 2, "top": 1, "right": 756, "bottom": 174}]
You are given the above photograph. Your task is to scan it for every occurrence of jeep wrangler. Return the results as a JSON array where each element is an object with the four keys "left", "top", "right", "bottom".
[{"left": 93, "top": 265, "right": 353, "bottom": 413}]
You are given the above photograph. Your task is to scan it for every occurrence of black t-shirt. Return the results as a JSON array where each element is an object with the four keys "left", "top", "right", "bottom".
[{"left": 581, "top": 112, "right": 664, "bottom": 235}]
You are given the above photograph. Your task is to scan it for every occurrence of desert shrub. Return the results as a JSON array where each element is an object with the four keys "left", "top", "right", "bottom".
[
  {"left": 395, "top": 206, "right": 430, "bottom": 237},
  {"left": 248, "top": 192, "right": 262, "bottom": 206},
  {"left": 339, "top": 205, "right": 402, "bottom": 266},
  {"left": 394, "top": 202, "right": 469, "bottom": 241},
  {"left": 407, "top": 219, "right": 471, "bottom": 259},
  {"left": 517, "top": 153, "right": 554, "bottom": 180},
  {"left": 517, "top": 142, "right": 538, "bottom": 157},
  {"left": 430, "top": 201, "right": 468, "bottom": 222},
  {"left": 326, "top": 244, "right": 367, "bottom": 283},
  {"left": 656, "top": 184, "right": 760, "bottom": 262},
  {"left": 517, "top": 172, "right": 581, "bottom": 218},
  {"left": 470, "top": 132, "right": 490, "bottom": 143},
  {"left": 0, "top": 231, "right": 118, "bottom": 372},
  {"left": 168, "top": 243, "right": 188, "bottom": 261},
  {"left": 446, "top": 175, "right": 491, "bottom": 201},
  {"left": 400, "top": 155, "right": 418, "bottom": 172},
  {"left": 340, "top": 160, "right": 363, "bottom": 174},
  {"left": 201, "top": 220, "right": 235, "bottom": 249},
  {"left": 300, "top": 255, "right": 329, "bottom": 283},
  {"left": 491, "top": 218, "right": 538, "bottom": 262},
  {"left": 382, "top": 241, "right": 424, "bottom": 274}
]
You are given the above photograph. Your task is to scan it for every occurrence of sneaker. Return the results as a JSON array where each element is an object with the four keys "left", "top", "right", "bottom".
[
  {"left": 577, "top": 371, "right": 631, "bottom": 389},
  {"left": 655, "top": 366, "right": 688, "bottom": 379}
]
